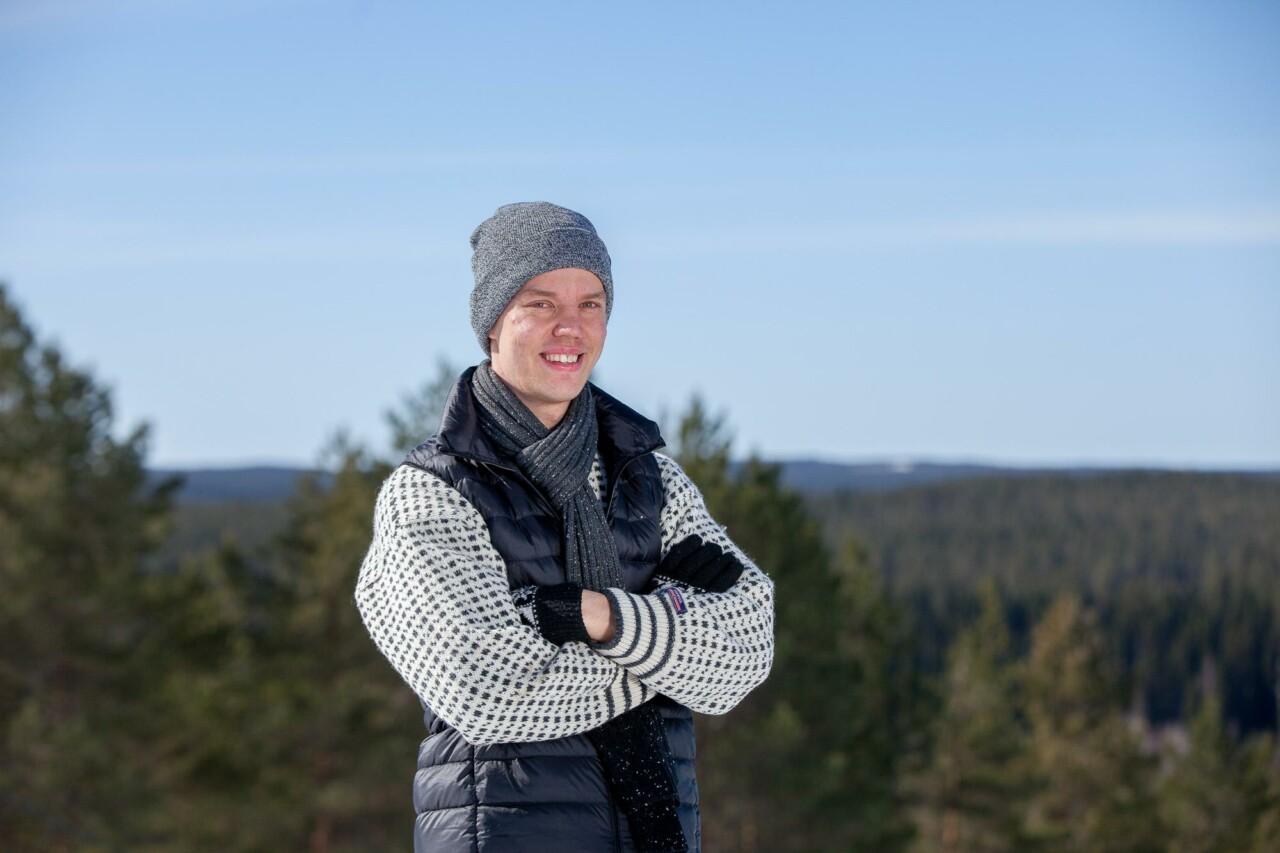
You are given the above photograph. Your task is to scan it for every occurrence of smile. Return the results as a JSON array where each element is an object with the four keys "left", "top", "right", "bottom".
[{"left": 541, "top": 352, "right": 585, "bottom": 372}]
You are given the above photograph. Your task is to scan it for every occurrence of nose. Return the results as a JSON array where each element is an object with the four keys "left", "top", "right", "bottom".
[{"left": 553, "top": 306, "right": 586, "bottom": 338}]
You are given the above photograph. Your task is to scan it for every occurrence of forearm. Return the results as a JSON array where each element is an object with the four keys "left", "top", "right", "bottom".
[
  {"left": 582, "top": 452, "right": 776, "bottom": 713},
  {"left": 583, "top": 588, "right": 617, "bottom": 642},
  {"left": 354, "top": 465, "right": 656, "bottom": 745},
  {"left": 512, "top": 584, "right": 616, "bottom": 644},
  {"left": 586, "top": 564, "right": 775, "bottom": 713}
]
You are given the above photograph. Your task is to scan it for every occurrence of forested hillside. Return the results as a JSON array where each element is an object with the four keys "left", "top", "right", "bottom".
[
  {"left": 4, "top": 282, "right": 1277, "bottom": 851},
  {"left": 155, "top": 461, "right": 1280, "bottom": 735},
  {"left": 809, "top": 473, "right": 1280, "bottom": 733}
]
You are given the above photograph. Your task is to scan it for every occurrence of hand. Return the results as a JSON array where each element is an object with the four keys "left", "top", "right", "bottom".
[
  {"left": 511, "top": 583, "right": 616, "bottom": 645},
  {"left": 581, "top": 589, "right": 617, "bottom": 643},
  {"left": 512, "top": 582, "right": 590, "bottom": 645},
  {"left": 648, "top": 535, "right": 745, "bottom": 594}
]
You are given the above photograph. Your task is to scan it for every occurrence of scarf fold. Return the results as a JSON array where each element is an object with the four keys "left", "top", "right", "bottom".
[{"left": 470, "top": 360, "right": 688, "bottom": 852}]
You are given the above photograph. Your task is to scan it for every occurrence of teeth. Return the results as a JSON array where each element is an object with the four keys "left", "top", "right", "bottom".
[{"left": 543, "top": 353, "right": 580, "bottom": 364}]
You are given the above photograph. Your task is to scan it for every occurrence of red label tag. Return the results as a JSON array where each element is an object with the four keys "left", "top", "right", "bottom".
[{"left": 661, "top": 586, "right": 688, "bottom": 614}]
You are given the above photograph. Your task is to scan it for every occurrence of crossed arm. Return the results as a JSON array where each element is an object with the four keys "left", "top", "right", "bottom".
[
  {"left": 354, "top": 463, "right": 657, "bottom": 746},
  {"left": 513, "top": 452, "right": 776, "bottom": 715},
  {"left": 353, "top": 454, "right": 775, "bottom": 746}
]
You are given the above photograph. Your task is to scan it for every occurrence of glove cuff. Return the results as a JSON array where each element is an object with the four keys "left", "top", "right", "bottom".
[{"left": 533, "top": 582, "right": 591, "bottom": 645}]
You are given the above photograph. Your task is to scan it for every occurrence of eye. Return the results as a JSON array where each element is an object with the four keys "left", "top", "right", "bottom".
[
  {"left": 529, "top": 301, "right": 552, "bottom": 309},
  {"left": 582, "top": 301, "right": 602, "bottom": 309}
]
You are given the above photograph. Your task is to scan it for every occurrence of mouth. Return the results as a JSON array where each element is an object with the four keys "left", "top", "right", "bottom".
[{"left": 540, "top": 351, "right": 585, "bottom": 373}]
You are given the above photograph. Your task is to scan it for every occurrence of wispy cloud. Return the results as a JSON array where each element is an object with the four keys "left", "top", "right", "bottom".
[{"left": 633, "top": 210, "right": 1280, "bottom": 252}]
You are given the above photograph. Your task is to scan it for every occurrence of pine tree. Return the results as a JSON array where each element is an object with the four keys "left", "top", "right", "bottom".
[
  {"left": 384, "top": 355, "right": 458, "bottom": 457},
  {"left": 251, "top": 435, "right": 420, "bottom": 851},
  {"left": 1158, "top": 676, "right": 1280, "bottom": 853},
  {"left": 132, "top": 366, "right": 456, "bottom": 850},
  {"left": 907, "top": 578, "right": 1037, "bottom": 852},
  {"left": 125, "top": 542, "right": 289, "bottom": 849},
  {"left": 0, "top": 283, "right": 181, "bottom": 850},
  {"left": 1021, "top": 593, "right": 1164, "bottom": 852},
  {"left": 673, "top": 395, "right": 915, "bottom": 852},
  {"left": 1241, "top": 732, "right": 1280, "bottom": 852},
  {"left": 131, "top": 432, "right": 426, "bottom": 851}
]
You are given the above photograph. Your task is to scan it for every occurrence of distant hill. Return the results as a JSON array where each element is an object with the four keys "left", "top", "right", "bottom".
[
  {"left": 760, "top": 458, "right": 1158, "bottom": 494},
  {"left": 150, "top": 459, "right": 1279, "bottom": 503},
  {"left": 147, "top": 466, "right": 334, "bottom": 504}
]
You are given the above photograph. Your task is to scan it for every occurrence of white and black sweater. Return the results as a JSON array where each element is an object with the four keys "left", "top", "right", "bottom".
[{"left": 354, "top": 451, "right": 775, "bottom": 746}]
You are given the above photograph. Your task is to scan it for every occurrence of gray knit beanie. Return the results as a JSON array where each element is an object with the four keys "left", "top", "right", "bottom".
[{"left": 469, "top": 201, "right": 614, "bottom": 353}]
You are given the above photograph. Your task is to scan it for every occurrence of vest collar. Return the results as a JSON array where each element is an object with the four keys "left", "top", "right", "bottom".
[{"left": 435, "top": 365, "right": 665, "bottom": 471}]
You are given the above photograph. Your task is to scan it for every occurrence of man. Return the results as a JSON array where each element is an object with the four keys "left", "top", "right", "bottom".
[{"left": 354, "top": 201, "right": 775, "bottom": 852}]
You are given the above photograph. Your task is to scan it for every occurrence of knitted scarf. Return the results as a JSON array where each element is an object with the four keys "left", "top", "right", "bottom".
[{"left": 471, "top": 360, "right": 688, "bottom": 852}]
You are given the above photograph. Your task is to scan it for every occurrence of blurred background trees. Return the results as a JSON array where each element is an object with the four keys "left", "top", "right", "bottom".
[
  {"left": 1, "top": 282, "right": 182, "bottom": 848},
  {"left": 2, "top": 281, "right": 1277, "bottom": 851}
]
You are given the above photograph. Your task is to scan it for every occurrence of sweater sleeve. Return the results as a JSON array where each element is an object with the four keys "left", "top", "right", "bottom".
[
  {"left": 584, "top": 452, "right": 776, "bottom": 715},
  {"left": 353, "top": 464, "right": 657, "bottom": 746}
]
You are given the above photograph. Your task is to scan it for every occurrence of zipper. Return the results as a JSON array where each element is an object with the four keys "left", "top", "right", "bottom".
[{"left": 606, "top": 455, "right": 642, "bottom": 521}]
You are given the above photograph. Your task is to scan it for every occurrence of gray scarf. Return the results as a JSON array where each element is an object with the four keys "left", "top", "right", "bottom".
[
  {"left": 469, "top": 359, "right": 688, "bottom": 852},
  {"left": 471, "top": 359, "right": 622, "bottom": 591}
]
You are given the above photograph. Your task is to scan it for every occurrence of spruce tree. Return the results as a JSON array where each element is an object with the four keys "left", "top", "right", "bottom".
[
  {"left": 1021, "top": 593, "right": 1164, "bottom": 852},
  {"left": 907, "top": 578, "right": 1037, "bottom": 852},
  {"left": 384, "top": 355, "right": 458, "bottom": 457},
  {"left": 673, "top": 395, "right": 914, "bottom": 852},
  {"left": 0, "top": 283, "right": 180, "bottom": 850},
  {"left": 1158, "top": 681, "right": 1280, "bottom": 853}
]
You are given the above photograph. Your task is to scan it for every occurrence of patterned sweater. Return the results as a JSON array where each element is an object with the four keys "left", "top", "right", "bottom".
[{"left": 354, "top": 451, "right": 775, "bottom": 746}]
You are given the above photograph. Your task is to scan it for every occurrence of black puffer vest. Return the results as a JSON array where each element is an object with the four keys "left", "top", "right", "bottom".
[{"left": 400, "top": 367, "right": 701, "bottom": 853}]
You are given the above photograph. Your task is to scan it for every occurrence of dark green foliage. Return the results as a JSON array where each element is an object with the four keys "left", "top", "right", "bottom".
[
  {"left": 3, "top": 277, "right": 1277, "bottom": 851},
  {"left": 811, "top": 474, "right": 1280, "bottom": 733},
  {"left": 906, "top": 580, "right": 1039, "bottom": 852},
  {"left": 383, "top": 355, "right": 459, "bottom": 457},
  {"left": 674, "top": 396, "right": 918, "bottom": 852},
  {"left": 1158, "top": 691, "right": 1280, "bottom": 853},
  {"left": 0, "top": 283, "right": 420, "bottom": 850},
  {"left": 0, "top": 283, "right": 180, "bottom": 850},
  {"left": 147, "top": 499, "right": 291, "bottom": 572},
  {"left": 1019, "top": 594, "right": 1165, "bottom": 851}
]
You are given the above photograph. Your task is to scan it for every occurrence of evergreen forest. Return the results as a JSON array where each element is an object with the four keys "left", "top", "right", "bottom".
[{"left": 2, "top": 281, "right": 1277, "bottom": 852}]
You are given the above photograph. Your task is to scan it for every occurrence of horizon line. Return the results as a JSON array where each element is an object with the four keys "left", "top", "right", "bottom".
[{"left": 147, "top": 454, "right": 1280, "bottom": 474}]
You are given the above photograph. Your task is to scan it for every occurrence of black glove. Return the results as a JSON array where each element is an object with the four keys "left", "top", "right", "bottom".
[
  {"left": 648, "top": 534, "right": 746, "bottom": 594},
  {"left": 512, "top": 582, "right": 590, "bottom": 645}
]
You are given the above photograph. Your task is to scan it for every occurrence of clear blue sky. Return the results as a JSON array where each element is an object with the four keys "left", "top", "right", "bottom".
[{"left": 3, "top": 1, "right": 1277, "bottom": 469}]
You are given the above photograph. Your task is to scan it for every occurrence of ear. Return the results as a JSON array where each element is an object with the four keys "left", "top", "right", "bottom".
[{"left": 487, "top": 319, "right": 500, "bottom": 354}]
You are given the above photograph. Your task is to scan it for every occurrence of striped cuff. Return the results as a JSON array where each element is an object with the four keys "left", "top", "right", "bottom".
[{"left": 587, "top": 587, "right": 677, "bottom": 681}]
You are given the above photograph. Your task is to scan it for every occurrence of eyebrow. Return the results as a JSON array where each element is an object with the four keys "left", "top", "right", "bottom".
[{"left": 523, "top": 288, "right": 606, "bottom": 300}]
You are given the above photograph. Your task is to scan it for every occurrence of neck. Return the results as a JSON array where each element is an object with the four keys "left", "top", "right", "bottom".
[
  {"left": 527, "top": 400, "right": 569, "bottom": 430},
  {"left": 487, "top": 362, "right": 570, "bottom": 430}
]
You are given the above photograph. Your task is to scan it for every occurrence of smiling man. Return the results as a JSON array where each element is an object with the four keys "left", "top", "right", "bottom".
[
  {"left": 354, "top": 202, "right": 775, "bottom": 853},
  {"left": 486, "top": 265, "right": 606, "bottom": 428}
]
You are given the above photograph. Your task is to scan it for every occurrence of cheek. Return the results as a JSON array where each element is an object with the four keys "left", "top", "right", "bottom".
[{"left": 505, "top": 317, "right": 540, "bottom": 347}]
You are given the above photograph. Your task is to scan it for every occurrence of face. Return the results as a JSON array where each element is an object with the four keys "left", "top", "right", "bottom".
[{"left": 487, "top": 267, "right": 608, "bottom": 429}]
